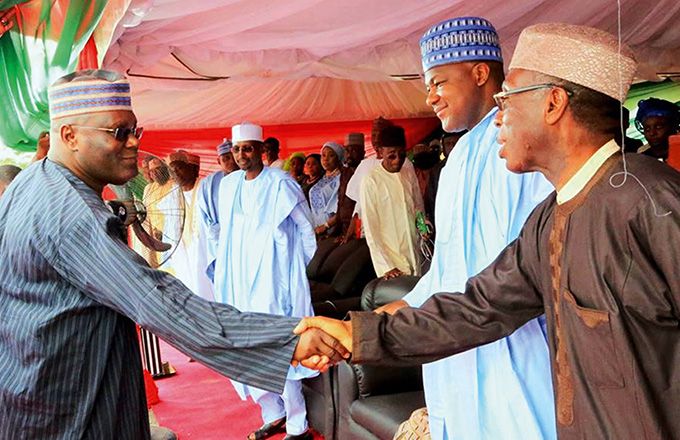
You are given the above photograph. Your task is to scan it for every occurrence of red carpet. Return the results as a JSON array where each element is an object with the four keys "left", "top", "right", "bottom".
[{"left": 151, "top": 341, "right": 323, "bottom": 440}]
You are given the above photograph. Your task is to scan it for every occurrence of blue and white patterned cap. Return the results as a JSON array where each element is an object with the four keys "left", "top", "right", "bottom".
[
  {"left": 216, "top": 138, "right": 232, "bottom": 155},
  {"left": 420, "top": 16, "right": 502, "bottom": 72}
]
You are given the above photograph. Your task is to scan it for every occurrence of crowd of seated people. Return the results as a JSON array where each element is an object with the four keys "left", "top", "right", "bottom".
[{"left": 121, "top": 118, "right": 457, "bottom": 322}]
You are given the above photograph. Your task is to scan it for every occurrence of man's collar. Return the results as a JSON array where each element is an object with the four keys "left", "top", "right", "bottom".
[{"left": 556, "top": 139, "right": 619, "bottom": 205}]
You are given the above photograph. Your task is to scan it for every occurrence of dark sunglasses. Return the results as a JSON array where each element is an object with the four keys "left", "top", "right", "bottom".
[{"left": 71, "top": 125, "right": 144, "bottom": 141}]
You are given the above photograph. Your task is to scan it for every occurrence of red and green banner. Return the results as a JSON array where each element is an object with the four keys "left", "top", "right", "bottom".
[{"left": 0, "top": 0, "right": 106, "bottom": 152}]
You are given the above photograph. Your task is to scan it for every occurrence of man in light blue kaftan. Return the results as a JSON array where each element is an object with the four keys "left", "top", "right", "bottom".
[
  {"left": 197, "top": 139, "right": 238, "bottom": 282},
  {"left": 380, "top": 17, "right": 556, "bottom": 439},
  {"left": 213, "top": 123, "right": 317, "bottom": 440}
]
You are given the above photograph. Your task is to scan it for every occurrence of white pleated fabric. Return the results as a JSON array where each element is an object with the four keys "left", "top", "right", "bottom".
[{"left": 101, "top": 0, "right": 680, "bottom": 128}]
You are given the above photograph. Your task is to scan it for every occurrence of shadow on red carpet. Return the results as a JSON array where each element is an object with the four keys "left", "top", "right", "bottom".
[{"left": 151, "top": 341, "right": 323, "bottom": 440}]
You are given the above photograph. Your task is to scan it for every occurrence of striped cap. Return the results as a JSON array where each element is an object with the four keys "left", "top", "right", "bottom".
[
  {"left": 48, "top": 70, "right": 133, "bottom": 120},
  {"left": 420, "top": 17, "right": 502, "bottom": 72}
]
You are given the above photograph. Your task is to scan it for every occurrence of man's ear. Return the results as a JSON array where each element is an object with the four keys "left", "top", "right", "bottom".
[
  {"left": 60, "top": 124, "right": 79, "bottom": 152},
  {"left": 545, "top": 88, "right": 570, "bottom": 125},
  {"left": 472, "top": 63, "right": 491, "bottom": 87}
]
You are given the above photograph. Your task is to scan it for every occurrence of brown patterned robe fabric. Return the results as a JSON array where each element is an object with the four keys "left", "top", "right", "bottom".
[{"left": 351, "top": 153, "right": 680, "bottom": 439}]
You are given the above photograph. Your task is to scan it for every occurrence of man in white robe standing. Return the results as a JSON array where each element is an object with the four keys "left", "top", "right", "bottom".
[
  {"left": 214, "top": 122, "right": 317, "bottom": 440},
  {"left": 197, "top": 138, "right": 238, "bottom": 283},
  {"left": 376, "top": 16, "right": 556, "bottom": 440}
]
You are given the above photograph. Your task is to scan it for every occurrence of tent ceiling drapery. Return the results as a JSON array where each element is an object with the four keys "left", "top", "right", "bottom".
[
  {"left": 101, "top": 0, "right": 680, "bottom": 130},
  {"left": 2, "top": 0, "right": 679, "bottom": 153}
]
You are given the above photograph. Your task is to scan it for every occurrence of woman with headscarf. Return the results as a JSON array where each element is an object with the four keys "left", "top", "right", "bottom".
[
  {"left": 634, "top": 97, "right": 680, "bottom": 161},
  {"left": 308, "top": 142, "right": 346, "bottom": 236},
  {"left": 301, "top": 153, "right": 324, "bottom": 201},
  {"left": 305, "top": 142, "right": 361, "bottom": 291},
  {"left": 285, "top": 152, "right": 307, "bottom": 186}
]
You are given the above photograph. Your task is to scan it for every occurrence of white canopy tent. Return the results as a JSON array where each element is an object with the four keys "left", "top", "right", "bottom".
[{"left": 100, "top": 0, "right": 680, "bottom": 130}]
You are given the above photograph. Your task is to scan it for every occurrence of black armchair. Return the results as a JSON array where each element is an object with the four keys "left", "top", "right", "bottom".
[{"left": 336, "top": 362, "right": 425, "bottom": 439}]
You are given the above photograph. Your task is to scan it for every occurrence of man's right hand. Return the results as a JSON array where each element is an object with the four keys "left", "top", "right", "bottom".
[
  {"left": 373, "top": 299, "right": 408, "bottom": 315},
  {"left": 291, "top": 327, "right": 350, "bottom": 371}
]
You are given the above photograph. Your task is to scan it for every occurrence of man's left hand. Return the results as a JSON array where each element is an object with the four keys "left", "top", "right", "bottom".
[{"left": 294, "top": 317, "right": 352, "bottom": 353}]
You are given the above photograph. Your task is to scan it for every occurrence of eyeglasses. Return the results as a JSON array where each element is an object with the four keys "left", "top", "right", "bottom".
[
  {"left": 70, "top": 125, "right": 144, "bottom": 141},
  {"left": 493, "top": 83, "right": 573, "bottom": 111},
  {"left": 232, "top": 145, "right": 255, "bottom": 153}
]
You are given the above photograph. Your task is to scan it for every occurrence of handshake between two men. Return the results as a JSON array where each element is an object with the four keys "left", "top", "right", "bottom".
[
  {"left": 290, "top": 300, "right": 407, "bottom": 371},
  {"left": 290, "top": 316, "right": 354, "bottom": 371}
]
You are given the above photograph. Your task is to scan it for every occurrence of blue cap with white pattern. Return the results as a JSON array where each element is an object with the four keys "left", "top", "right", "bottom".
[{"left": 420, "top": 16, "right": 503, "bottom": 72}]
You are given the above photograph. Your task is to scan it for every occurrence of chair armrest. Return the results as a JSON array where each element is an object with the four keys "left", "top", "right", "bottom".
[
  {"left": 351, "top": 364, "right": 423, "bottom": 398},
  {"left": 360, "top": 275, "right": 421, "bottom": 311}
]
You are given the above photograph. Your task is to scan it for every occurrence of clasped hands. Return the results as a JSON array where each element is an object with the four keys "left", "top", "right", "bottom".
[
  {"left": 290, "top": 299, "right": 408, "bottom": 372},
  {"left": 291, "top": 317, "right": 352, "bottom": 372}
]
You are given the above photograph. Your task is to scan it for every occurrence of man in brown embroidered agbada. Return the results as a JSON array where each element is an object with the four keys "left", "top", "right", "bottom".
[{"left": 297, "top": 23, "right": 680, "bottom": 439}]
